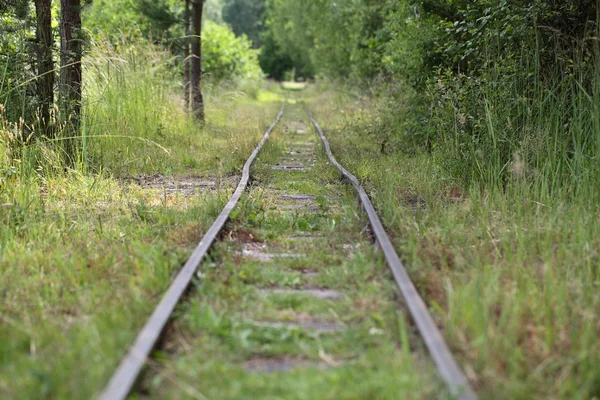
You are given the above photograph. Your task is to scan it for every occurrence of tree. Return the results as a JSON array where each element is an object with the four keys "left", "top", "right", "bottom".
[
  {"left": 258, "top": 28, "right": 293, "bottom": 80},
  {"left": 0, "top": 0, "right": 29, "bottom": 18},
  {"left": 222, "top": 0, "right": 265, "bottom": 48},
  {"left": 1, "top": 0, "right": 36, "bottom": 123},
  {"left": 184, "top": 0, "right": 191, "bottom": 111},
  {"left": 59, "top": 0, "right": 82, "bottom": 157},
  {"left": 262, "top": 0, "right": 315, "bottom": 79},
  {"left": 34, "top": 0, "right": 54, "bottom": 137},
  {"left": 191, "top": 0, "right": 204, "bottom": 122}
]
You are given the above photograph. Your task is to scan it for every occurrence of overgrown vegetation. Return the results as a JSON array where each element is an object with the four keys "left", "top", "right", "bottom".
[
  {"left": 0, "top": 39, "right": 280, "bottom": 398},
  {"left": 266, "top": 0, "right": 600, "bottom": 195},
  {"left": 85, "top": 0, "right": 263, "bottom": 84},
  {"left": 309, "top": 88, "right": 600, "bottom": 399},
  {"left": 266, "top": 0, "right": 600, "bottom": 396},
  {"left": 2, "top": 0, "right": 599, "bottom": 398},
  {"left": 1, "top": 2, "right": 280, "bottom": 397},
  {"left": 147, "top": 102, "right": 441, "bottom": 399}
]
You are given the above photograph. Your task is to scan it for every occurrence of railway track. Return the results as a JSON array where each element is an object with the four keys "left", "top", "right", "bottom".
[{"left": 100, "top": 101, "right": 476, "bottom": 400}]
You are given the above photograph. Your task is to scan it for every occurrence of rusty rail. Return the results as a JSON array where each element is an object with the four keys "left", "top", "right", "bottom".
[
  {"left": 99, "top": 103, "right": 285, "bottom": 400},
  {"left": 306, "top": 106, "right": 477, "bottom": 400}
]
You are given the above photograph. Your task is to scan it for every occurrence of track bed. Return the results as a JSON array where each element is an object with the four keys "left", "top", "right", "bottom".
[
  {"left": 137, "top": 102, "right": 441, "bottom": 398},
  {"left": 100, "top": 100, "right": 476, "bottom": 400}
]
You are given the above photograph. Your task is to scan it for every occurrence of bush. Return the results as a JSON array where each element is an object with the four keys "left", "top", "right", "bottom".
[
  {"left": 202, "top": 20, "right": 263, "bottom": 82},
  {"left": 415, "top": 1, "right": 600, "bottom": 192}
]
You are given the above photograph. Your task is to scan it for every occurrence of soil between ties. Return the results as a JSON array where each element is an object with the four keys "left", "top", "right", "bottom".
[{"left": 143, "top": 103, "right": 443, "bottom": 399}]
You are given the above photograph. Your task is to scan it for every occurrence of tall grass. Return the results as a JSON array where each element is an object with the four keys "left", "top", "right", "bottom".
[
  {"left": 432, "top": 36, "right": 600, "bottom": 206},
  {"left": 0, "top": 33, "right": 270, "bottom": 183},
  {"left": 82, "top": 35, "right": 192, "bottom": 174}
]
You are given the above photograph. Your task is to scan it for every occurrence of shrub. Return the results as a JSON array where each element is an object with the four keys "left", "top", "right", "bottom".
[{"left": 202, "top": 20, "right": 263, "bottom": 82}]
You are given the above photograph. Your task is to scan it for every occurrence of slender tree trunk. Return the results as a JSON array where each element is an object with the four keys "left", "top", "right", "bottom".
[
  {"left": 191, "top": 0, "right": 204, "bottom": 122},
  {"left": 59, "top": 0, "right": 82, "bottom": 158},
  {"left": 184, "top": 0, "right": 191, "bottom": 111},
  {"left": 35, "top": 0, "right": 54, "bottom": 137}
]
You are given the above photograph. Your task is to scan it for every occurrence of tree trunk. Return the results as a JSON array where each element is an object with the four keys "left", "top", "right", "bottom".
[
  {"left": 184, "top": 0, "right": 191, "bottom": 111},
  {"left": 59, "top": 0, "right": 82, "bottom": 158},
  {"left": 35, "top": 0, "right": 54, "bottom": 137},
  {"left": 191, "top": 0, "right": 204, "bottom": 122}
]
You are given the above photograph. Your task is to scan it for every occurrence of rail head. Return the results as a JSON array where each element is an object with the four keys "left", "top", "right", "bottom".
[
  {"left": 305, "top": 105, "right": 477, "bottom": 400},
  {"left": 98, "top": 103, "right": 285, "bottom": 400}
]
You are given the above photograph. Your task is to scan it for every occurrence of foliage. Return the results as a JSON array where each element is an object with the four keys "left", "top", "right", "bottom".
[
  {"left": 416, "top": 0, "right": 600, "bottom": 189},
  {"left": 84, "top": 0, "right": 178, "bottom": 43},
  {"left": 263, "top": 0, "right": 392, "bottom": 81},
  {"left": 202, "top": 20, "right": 263, "bottom": 81},
  {"left": 260, "top": 0, "right": 315, "bottom": 79},
  {"left": 264, "top": 0, "right": 600, "bottom": 193},
  {"left": 222, "top": 0, "right": 264, "bottom": 48},
  {"left": 0, "top": 2, "right": 37, "bottom": 123},
  {"left": 257, "top": 27, "right": 293, "bottom": 80},
  {"left": 84, "top": 0, "right": 222, "bottom": 43},
  {"left": 84, "top": 0, "right": 261, "bottom": 83},
  {"left": 204, "top": 0, "right": 224, "bottom": 23}
]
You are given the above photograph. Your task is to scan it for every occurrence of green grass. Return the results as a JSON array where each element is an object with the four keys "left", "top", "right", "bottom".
[
  {"left": 0, "top": 171, "right": 224, "bottom": 398},
  {"left": 308, "top": 89, "right": 600, "bottom": 399}
]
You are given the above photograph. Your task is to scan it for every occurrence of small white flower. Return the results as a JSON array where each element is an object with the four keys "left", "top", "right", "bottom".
[{"left": 369, "top": 327, "right": 384, "bottom": 336}]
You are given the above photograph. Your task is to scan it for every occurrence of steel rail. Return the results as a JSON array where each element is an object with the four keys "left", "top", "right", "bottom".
[
  {"left": 99, "top": 103, "right": 285, "bottom": 400},
  {"left": 306, "top": 106, "right": 477, "bottom": 400}
]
